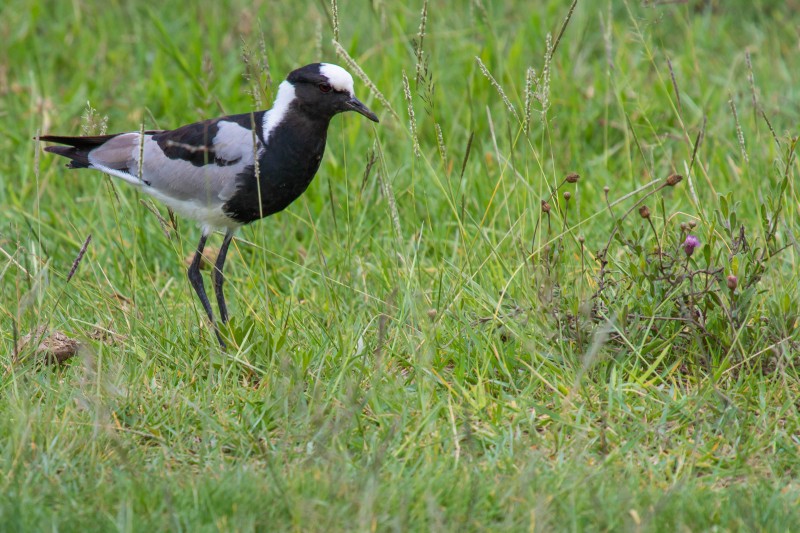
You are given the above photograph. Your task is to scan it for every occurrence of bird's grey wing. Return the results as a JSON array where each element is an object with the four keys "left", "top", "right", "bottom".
[
  {"left": 142, "top": 115, "right": 263, "bottom": 203},
  {"left": 87, "top": 114, "right": 264, "bottom": 204},
  {"left": 42, "top": 113, "right": 265, "bottom": 230}
]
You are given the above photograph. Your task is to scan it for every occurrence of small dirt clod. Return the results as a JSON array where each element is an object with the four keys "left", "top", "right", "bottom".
[{"left": 17, "top": 327, "right": 80, "bottom": 365}]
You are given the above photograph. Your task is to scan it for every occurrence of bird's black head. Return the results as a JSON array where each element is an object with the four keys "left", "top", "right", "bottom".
[{"left": 284, "top": 63, "right": 379, "bottom": 123}]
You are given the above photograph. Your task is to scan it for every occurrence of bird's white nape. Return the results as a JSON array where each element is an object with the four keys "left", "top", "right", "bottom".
[
  {"left": 262, "top": 81, "right": 297, "bottom": 142},
  {"left": 319, "top": 63, "right": 355, "bottom": 95}
]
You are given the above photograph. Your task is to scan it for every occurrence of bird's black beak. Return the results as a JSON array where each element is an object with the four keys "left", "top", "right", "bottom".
[{"left": 347, "top": 96, "right": 379, "bottom": 123}]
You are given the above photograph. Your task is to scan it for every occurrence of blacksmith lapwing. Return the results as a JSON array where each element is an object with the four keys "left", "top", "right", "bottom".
[{"left": 39, "top": 63, "right": 379, "bottom": 347}]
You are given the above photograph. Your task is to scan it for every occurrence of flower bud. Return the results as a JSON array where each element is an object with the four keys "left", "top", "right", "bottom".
[
  {"left": 638, "top": 205, "right": 651, "bottom": 219},
  {"left": 726, "top": 275, "right": 738, "bottom": 291},
  {"left": 565, "top": 172, "right": 580, "bottom": 183},
  {"left": 666, "top": 174, "right": 683, "bottom": 186},
  {"left": 683, "top": 235, "right": 700, "bottom": 257}
]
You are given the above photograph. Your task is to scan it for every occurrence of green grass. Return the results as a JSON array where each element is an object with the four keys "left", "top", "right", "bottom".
[{"left": 2, "top": 0, "right": 800, "bottom": 530}]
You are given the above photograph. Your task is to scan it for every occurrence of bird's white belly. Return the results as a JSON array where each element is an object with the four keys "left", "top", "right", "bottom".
[{"left": 145, "top": 187, "right": 239, "bottom": 230}]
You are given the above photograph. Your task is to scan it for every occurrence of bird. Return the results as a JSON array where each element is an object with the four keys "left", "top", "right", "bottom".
[{"left": 38, "top": 63, "right": 379, "bottom": 347}]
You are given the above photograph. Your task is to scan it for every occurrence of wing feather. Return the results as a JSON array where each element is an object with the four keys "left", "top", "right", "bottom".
[{"left": 41, "top": 113, "right": 264, "bottom": 222}]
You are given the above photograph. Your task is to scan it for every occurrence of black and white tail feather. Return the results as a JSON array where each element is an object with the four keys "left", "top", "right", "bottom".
[{"left": 38, "top": 63, "right": 378, "bottom": 347}]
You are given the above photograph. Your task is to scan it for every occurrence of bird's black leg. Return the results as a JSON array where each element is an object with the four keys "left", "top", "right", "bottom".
[
  {"left": 213, "top": 229, "right": 235, "bottom": 324},
  {"left": 187, "top": 230, "right": 224, "bottom": 347}
]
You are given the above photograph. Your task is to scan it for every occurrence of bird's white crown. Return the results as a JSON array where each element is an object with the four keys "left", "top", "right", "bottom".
[{"left": 320, "top": 63, "right": 355, "bottom": 96}]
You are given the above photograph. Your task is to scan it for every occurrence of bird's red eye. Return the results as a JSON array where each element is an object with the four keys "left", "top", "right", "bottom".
[{"left": 318, "top": 82, "right": 332, "bottom": 93}]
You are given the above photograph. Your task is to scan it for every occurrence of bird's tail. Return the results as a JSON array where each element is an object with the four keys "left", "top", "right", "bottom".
[{"left": 37, "top": 134, "right": 120, "bottom": 169}]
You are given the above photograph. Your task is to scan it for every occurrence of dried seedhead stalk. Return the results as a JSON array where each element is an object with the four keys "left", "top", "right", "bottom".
[
  {"left": 475, "top": 57, "right": 519, "bottom": 122},
  {"left": 402, "top": 70, "right": 421, "bottom": 157},
  {"left": 435, "top": 123, "right": 447, "bottom": 166},
  {"left": 331, "top": 0, "right": 340, "bottom": 42},
  {"left": 540, "top": 33, "right": 552, "bottom": 118},
  {"left": 81, "top": 101, "right": 108, "bottom": 136},
  {"left": 414, "top": 0, "right": 429, "bottom": 86},
  {"left": 728, "top": 94, "right": 749, "bottom": 164},
  {"left": 524, "top": 67, "right": 536, "bottom": 134}
]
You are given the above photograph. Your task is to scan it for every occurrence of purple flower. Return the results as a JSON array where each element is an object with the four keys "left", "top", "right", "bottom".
[{"left": 683, "top": 235, "right": 700, "bottom": 257}]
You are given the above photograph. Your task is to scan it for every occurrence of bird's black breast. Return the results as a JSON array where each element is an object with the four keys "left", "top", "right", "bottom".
[{"left": 222, "top": 115, "right": 329, "bottom": 224}]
